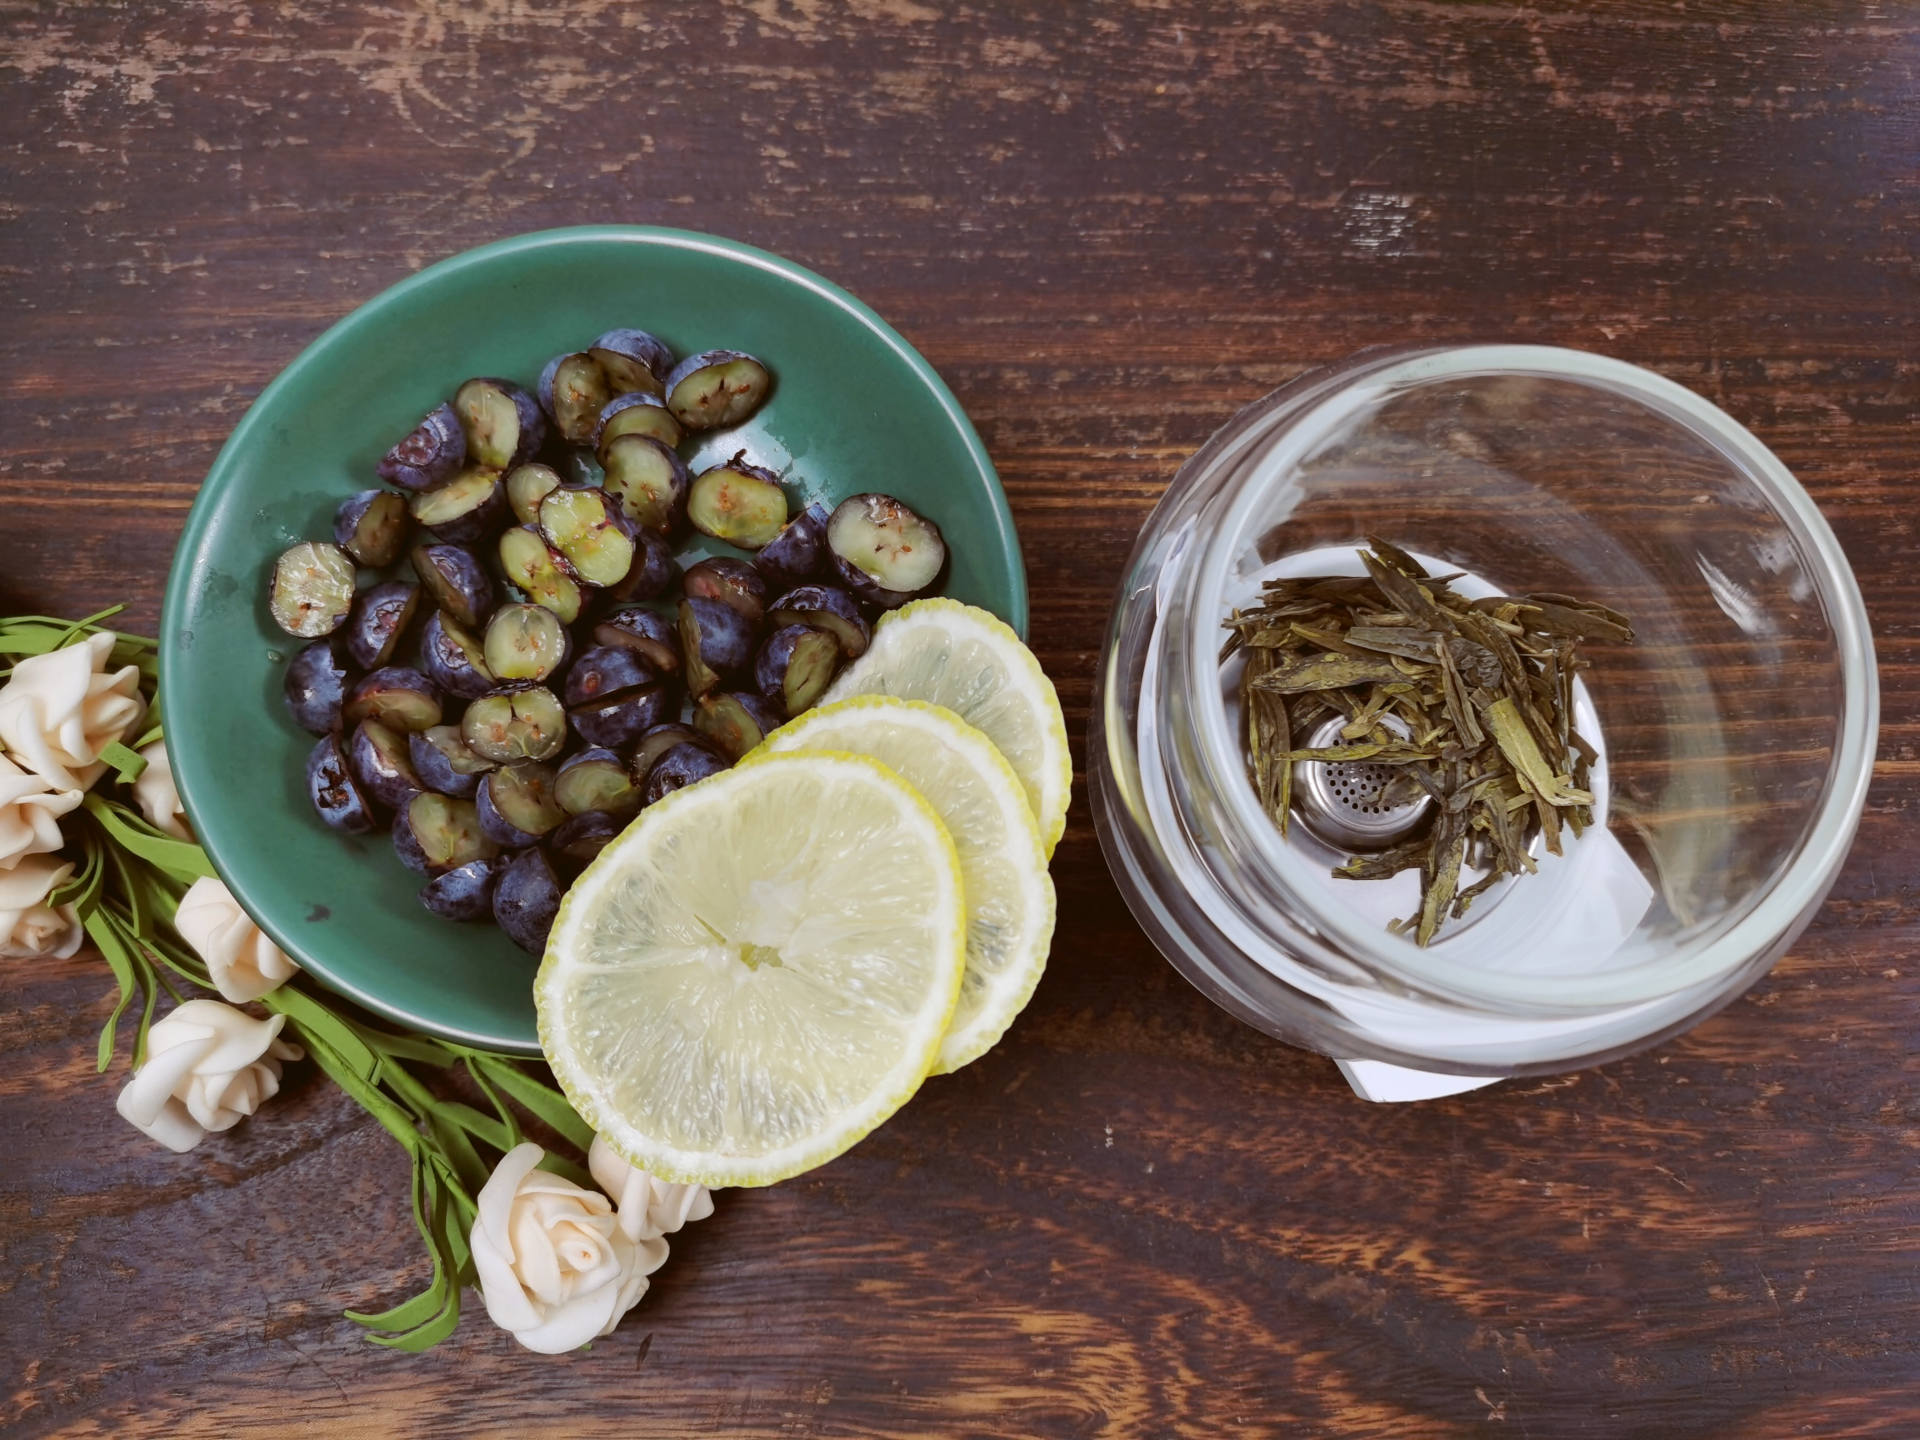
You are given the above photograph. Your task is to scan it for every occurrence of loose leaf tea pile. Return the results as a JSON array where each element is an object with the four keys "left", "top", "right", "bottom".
[{"left": 1225, "top": 540, "right": 1633, "bottom": 945}]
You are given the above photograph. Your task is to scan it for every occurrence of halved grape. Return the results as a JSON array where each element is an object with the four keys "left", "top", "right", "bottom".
[
  {"left": 410, "top": 465, "right": 509, "bottom": 545},
  {"left": 420, "top": 609, "right": 496, "bottom": 700},
  {"left": 683, "top": 556, "right": 767, "bottom": 623},
  {"left": 505, "top": 464, "right": 564, "bottom": 527},
  {"left": 600, "top": 434, "right": 690, "bottom": 536},
  {"left": 538, "top": 487, "right": 636, "bottom": 588},
  {"left": 497, "top": 526, "right": 584, "bottom": 624},
  {"left": 343, "top": 666, "right": 442, "bottom": 733},
  {"left": 378, "top": 402, "right": 466, "bottom": 492},
  {"left": 588, "top": 329, "right": 674, "bottom": 397},
  {"left": 411, "top": 543, "right": 496, "bottom": 630},
  {"left": 349, "top": 717, "right": 425, "bottom": 809},
  {"left": 483, "top": 603, "right": 572, "bottom": 684},
  {"left": 754, "top": 501, "right": 829, "bottom": 590},
  {"left": 692, "top": 689, "right": 781, "bottom": 761},
  {"left": 826, "top": 493, "right": 946, "bottom": 608},
  {"left": 555, "top": 747, "right": 642, "bottom": 819},
  {"left": 599, "top": 527, "right": 680, "bottom": 605},
  {"left": 548, "top": 811, "right": 620, "bottom": 872},
  {"left": 595, "top": 392, "right": 683, "bottom": 457},
  {"left": 307, "top": 733, "right": 378, "bottom": 834},
  {"left": 677, "top": 596, "right": 757, "bottom": 696},
  {"left": 754, "top": 624, "right": 842, "bottom": 718},
  {"left": 334, "top": 489, "right": 413, "bottom": 568},
  {"left": 409, "top": 724, "right": 497, "bottom": 799},
  {"left": 538, "top": 352, "right": 614, "bottom": 446},
  {"left": 766, "top": 583, "right": 870, "bottom": 658},
  {"left": 629, "top": 723, "right": 704, "bottom": 784},
  {"left": 477, "top": 762, "right": 566, "bottom": 848},
  {"left": 345, "top": 581, "right": 420, "bottom": 671},
  {"left": 454, "top": 377, "right": 545, "bottom": 470},
  {"left": 687, "top": 458, "right": 788, "bottom": 550},
  {"left": 270, "top": 541, "right": 356, "bottom": 639},
  {"left": 663, "top": 349, "right": 771, "bottom": 430},
  {"left": 641, "top": 741, "right": 728, "bottom": 804},
  {"left": 393, "top": 791, "right": 496, "bottom": 876},
  {"left": 563, "top": 645, "right": 659, "bottom": 707},
  {"left": 593, "top": 606, "right": 680, "bottom": 675},
  {"left": 461, "top": 686, "right": 567, "bottom": 764}
]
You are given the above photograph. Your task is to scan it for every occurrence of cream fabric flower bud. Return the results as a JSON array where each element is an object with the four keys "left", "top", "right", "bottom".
[
  {"left": 472, "top": 1142, "right": 669, "bottom": 1354},
  {"left": 131, "top": 741, "right": 191, "bottom": 840},
  {"left": 0, "top": 753, "right": 81, "bottom": 870},
  {"left": 175, "top": 876, "right": 299, "bottom": 1002},
  {"left": 0, "top": 855, "right": 83, "bottom": 959},
  {"left": 0, "top": 632, "right": 146, "bottom": 791},
  {"left": 114, "top": 999, "right": 302, "bottom": 1153},
  {"left": 589, "top": 1133, "right": 715, "bottom": 1239}
]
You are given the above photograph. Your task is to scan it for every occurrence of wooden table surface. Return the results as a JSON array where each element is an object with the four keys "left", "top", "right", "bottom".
[{"left": 3, "top": 3, "right": 1916, "bottom": 1436}]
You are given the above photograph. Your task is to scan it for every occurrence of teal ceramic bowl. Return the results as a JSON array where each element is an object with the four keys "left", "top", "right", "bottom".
[{"left": 162, "top": 226, "right": 1023, "bottom": 1054}]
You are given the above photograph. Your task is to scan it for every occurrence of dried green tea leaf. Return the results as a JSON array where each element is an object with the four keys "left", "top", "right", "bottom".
[{"left": 1249, "top": 653, "right": 1409, "bottom": 692}]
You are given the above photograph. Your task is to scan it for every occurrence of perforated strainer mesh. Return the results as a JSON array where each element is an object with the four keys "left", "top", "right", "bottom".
[{"left": 1290, "top": 716, "right": 1434, "bottom": 852}]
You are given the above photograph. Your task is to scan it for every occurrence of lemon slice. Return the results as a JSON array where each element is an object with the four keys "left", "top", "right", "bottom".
[
  {"left": 535, "top": 752, "right": 966, "bottom": 1187},
  {"left": 823, "top": 598, "right": 1072, "bottom": 856},
  {"left": 757, "top": 698, "right": 1057, "bottom": 1073}
]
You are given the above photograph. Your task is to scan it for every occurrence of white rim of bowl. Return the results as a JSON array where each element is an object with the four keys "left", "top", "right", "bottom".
[{"left": 1187, "top": 344, "right": 1878, "bottom": 1012}]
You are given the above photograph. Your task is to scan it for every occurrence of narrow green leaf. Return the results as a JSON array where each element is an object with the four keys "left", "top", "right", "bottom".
[
  {"left": 473, "top": 1057, "right": 593, "bottom": 1150},
  {"left": 101, "top": 741, "right": 148, "bottom": 782}
]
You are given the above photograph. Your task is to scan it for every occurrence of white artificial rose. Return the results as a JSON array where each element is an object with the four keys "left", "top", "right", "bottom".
[
  {"left": 0, "top": 632, "right": 146, "bottom": 791},
  {"left": 114, "top": 999, "right": 303, "bottom": 1154},
  {"left": 589, "top": 1133, "right": 715, "bottom": 1238},
  {"left": 131, "top": 741, "right": 191, "bottom": 840},
  {"left": 0, "top": 753, "right": 81, "bottom": 870},
  {"left": 174, "top": 875, "right": 299, "bottom": 1002},
  {"left": 0, "top": 855, "right": 83, "bottom": 959},
  {"left": 471, "top": 1142, "right": 669, "bottom": 1354}
]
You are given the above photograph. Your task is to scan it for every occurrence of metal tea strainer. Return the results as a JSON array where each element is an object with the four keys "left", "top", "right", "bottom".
[{"left": 1288, "top": 714, "right": 1434, "bottom": 853}]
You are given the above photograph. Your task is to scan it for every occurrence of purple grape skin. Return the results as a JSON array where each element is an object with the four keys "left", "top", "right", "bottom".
[
  {"left": 343, "top": 665, "right": 443, "bottom": 732},
  {"left": 419, "top": 857, "right": 499, "bottom": 922},
  {"left": 683, "top": 556, "right": 768, "bottom": 623},
  {"left": 678, "top": 596, "right": 759, "bottom": 695},
  {"left": 494, "top": 847, "right": 563, "bottom": 954},
  {"left": 563, "top": 646, "right": 659, "bottom": 707},
  {"left": 629, "top": 723, "right": 704, "bottom": 784},
  {"left": 753, "top": 624, "right": 842, "bottom": 717},
  {"left": 345, "top": 581, "right": 421, "bottom": 671},
  {"left": 348, "top": 719, "right": 425, "bottom": 810},
  {"left": 569, "top": 685, "right": 675, "bottom": 749},
  {"left": 420, "top": 609, "right": 496, "bottom": 701},
  {"left": 411, "top": 543, "right": 497, "bottom": 630},
  {"left": 307, "top": 733, "right": 379, "bottom": 835},
  {"left": 333, "top": 488, "right": 413, "bottom": 567},
  {"left": 589, "top": 329, "right": 675, "bottom": 395},
  {"left": 284, "top": 640, "right": 353, "bottom": 736},
  {"left": 592, "top": 607, "right": 680, "bottom": 675},
  {"left": 547, "top": 812, "right": 621, "bottom": 873},
  {"left": 378, "top": 402, "right": 466, "bottom": 492},
  {"left": 642, "top": 742, "right": 729, "bottom": 805},
  {"left": 598, "top": 527, "right": 680, "bottom": 604},
  {"left": 408, "top": 726, "right": 493, "bottom": 799},
  {"left": 766, "top": 583, "right": 871, "bottom": 659},
  {"left": 476, "top": 767, "right": 564, "bottom": 849},
  {"left": 754, "top": 501, "right": 830, "bottom": 591}
]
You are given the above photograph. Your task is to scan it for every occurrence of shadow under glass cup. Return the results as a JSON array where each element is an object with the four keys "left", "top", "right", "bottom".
[{"left": 1091, "top": 345, "right": 1877, "bottom": 1076}]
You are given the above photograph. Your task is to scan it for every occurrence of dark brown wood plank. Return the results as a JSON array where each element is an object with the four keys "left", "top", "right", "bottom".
[{"left": 2, "top": 1, "right": 1917, "bottom": 1435}]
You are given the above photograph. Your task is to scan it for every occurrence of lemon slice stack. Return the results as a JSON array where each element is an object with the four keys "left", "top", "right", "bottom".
[{"left": 537, "top": 601, "right": 1067, "bottom": 1187}]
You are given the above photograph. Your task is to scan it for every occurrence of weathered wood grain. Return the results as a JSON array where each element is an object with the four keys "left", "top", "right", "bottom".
[{"left": 2, "top": 0, "right": 1917, "bottom": 1435}]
